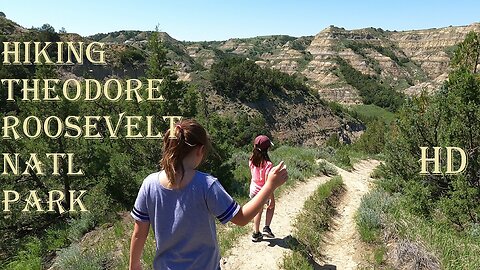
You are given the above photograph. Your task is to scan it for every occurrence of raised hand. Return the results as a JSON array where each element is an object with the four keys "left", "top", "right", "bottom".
[{"left": 266, "top": 161, "right": 288, "bottom": 189}]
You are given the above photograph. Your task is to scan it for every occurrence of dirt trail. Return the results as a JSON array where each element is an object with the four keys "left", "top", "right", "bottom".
[
  {"left": 221, "top": 159, "right": 380, "bottom": 270},
  {"left": 320, "top": 159, "right": 381, "bottom": 269}
]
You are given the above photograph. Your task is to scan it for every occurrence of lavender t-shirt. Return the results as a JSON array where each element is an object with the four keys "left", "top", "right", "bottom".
[{"left": 131, "top": 170, "right": 240, "bottom": 270}]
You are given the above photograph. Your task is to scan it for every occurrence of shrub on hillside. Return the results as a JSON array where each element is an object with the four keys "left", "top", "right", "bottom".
[
  {"left": 334, "top": 147, "right": 352, "bottom": 170},
  {"left": 354, "top": 119, "right": 388, "bottom": 154},
  {"left": 334, "top": 57, "right": 405, "bottom": 112},
  {"left": 356, "top": 190, "right": 393, "bottom": 243},
  {"left": 210, "top": 56, "right": 313, "bottom": 102}
]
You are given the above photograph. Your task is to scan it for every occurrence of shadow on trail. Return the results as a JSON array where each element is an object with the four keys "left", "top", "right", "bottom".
[
  {"left": 262, "top": 235, "right": 294, "bottom": 249},
  {"left": 260, "top": 235, "right": 336, "bottom": 269},
  {"left": 316, "top": 264, "right": 337, "bottom": 270}
]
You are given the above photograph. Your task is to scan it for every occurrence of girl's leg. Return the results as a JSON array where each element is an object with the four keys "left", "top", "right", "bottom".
[
  {"left": 265, "top": 204, "right": 275, "bottom": 227},
  {"left": 253, "top": 207, "right": 263, "bottom": 233},
  {"left": 265, "top": 194, "right": 275, "bottom": 227}
]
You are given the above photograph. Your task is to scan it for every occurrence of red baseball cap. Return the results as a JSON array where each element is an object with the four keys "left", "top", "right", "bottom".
[{"left": 254, "top": 135, "right": 274, "bottom": 150}]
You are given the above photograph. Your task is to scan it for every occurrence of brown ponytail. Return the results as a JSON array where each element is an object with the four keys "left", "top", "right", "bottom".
[
  {"left": 160, "top": 119, "right": 211, "bottom": 185},
  {"left": 250, "top": 146, "right": 271, "bottom": 167}
]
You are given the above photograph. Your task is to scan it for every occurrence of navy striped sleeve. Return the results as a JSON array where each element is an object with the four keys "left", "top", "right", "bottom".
[
  {"left": 131, "top": 206, "right": 150, "bottom": 222},
  {"left": 206, "top": 180, "right": 240, "bottom": 224},
  {"left": 131, "top": 181, "right": 150, "bottom": 223}
]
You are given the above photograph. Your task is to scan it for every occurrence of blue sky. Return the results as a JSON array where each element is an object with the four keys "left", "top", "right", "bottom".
[{"left": 1, "top": 1, "right": 479, "bottom": 41}]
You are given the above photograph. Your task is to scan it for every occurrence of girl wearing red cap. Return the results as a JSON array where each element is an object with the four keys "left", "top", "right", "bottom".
[{"left": 249, "top": 135, "right": 276, "bottom": 242}]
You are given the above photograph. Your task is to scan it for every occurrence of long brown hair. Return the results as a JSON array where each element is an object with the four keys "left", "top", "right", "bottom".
[
  {"left": 160, "top": 119, "right": 210, "bottom": 185},
  {"left": 250, "top": 146, "right": 271, "bottom": 167}
]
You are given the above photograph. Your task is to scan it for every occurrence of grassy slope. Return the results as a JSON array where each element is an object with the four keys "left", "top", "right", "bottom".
[
  {"left": 348, "top": 104, "right": 396, "bottom": 124},
  {"left": 357, "top": 186, "right": 480, "bottom": 269}
]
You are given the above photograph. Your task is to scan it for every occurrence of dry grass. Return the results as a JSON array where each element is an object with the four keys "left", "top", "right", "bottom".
[{"left": 391, "top": 239, "right": 440, "bottom": 270}]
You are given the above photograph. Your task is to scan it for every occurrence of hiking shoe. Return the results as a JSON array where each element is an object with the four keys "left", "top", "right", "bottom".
[
  {"left": 263, "top": 226, "right": 275, "bottom": 238},
  {"left": 251, "top": 231, "right": 263, "bottom": 242}
]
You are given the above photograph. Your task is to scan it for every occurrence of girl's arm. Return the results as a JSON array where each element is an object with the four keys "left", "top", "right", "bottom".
[
  {"left": 129, "top": 221, "right": 150, "bottom": 270},
  {"left": 231, "top": 161, "right": 287, "bottom": 226}
]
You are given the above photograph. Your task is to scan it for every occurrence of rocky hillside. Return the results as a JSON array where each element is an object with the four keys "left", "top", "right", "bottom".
[
  {"left": 190, "top": 24, "right": 480, "bottom": 103},
  {"left": 0, "top": 15, "right": 364, "bottom": 146},
  {"left": 1, "top": 14, "right": 479, "bottom": 145},
  {"left": 86, "top": 22, "right": 480, "bottom": 104},
  {"left": 3, "top": 14, "right": 478, "bottom": 104}
]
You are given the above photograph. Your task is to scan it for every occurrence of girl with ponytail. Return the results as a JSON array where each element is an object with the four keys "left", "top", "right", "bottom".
[
  {"left": 249, "top": 135, "right": 276, "bottom": 242},
  {"left": 129, "top": 120, "right": 288, "bottom": 270}
]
